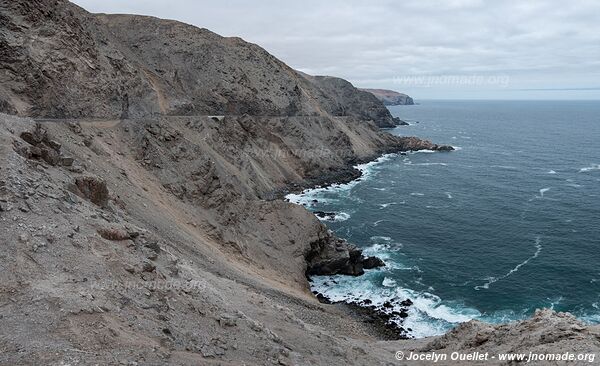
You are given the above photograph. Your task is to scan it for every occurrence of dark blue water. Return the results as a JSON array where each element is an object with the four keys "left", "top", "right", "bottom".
[{"left": 288, "top": 100, "right": 600, "bottom": 337}]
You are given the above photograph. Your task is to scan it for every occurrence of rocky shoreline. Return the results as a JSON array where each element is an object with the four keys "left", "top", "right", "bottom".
[
  {"left": 277, "top": 139, "right": 454, "bottom": 200},
  {"left": 313, "top": 289, "right": 415, "bottom": 340}
]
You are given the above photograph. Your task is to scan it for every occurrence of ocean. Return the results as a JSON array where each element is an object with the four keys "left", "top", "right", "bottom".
[{"left": 287, "top": 100, "right": 600, "bottom": 338}]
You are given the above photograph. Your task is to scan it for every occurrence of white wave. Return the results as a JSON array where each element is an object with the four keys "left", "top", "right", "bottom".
[
  {"left": 370, "top": 236, "right": 392, "bottom": 242},
  {"left": 490, "top": 165, "right": 518, "bottom": 170},
  {"left": 452, "top": 146, "right": 463, "bottom": 151},
  {"left": 475, "top": 236, "right": 542, "bottom": 290},
  {"left": 579, "top": 164, "right": 600, "bottom": 173},
  {"left": 410, "top": 192, "right": 425, "bottom": 196},
  {"left": 548, "top": 296, "right": 563, "bottom": 310},
  {"left": 382, "top": 277, "right": 397, "bottom": 287},
  {"left": 355, "top": 153, "right": 396, "bottom": 173},
  {"left": 445, "top": 192, "right": 453, "bottom": 199},
  {"left": 378, "top": 202, "right": 397, "bottom": 209},
  {"left": 548, "top": 170, "right": 557, "bottom": 174},
  {"left": 409, "top": 149, "right": 436, "bottom": 154},
  {"left": 285, "top": 154, "right": 399, "bottom": 205},
  {"left": 539, "top": 187, "right": 551, "bottom": 197},
  {"left": 285, "top": 190, "right": 334, "bottom": 207},
  {"left": 566, "top": 183, "right": 582, "bottom": 188},
  {"left": 317, "top": 212, "right": 350, "bottom": 222},
  {"left": 310, "top": 275, "right": 480, "bottom": 338}
]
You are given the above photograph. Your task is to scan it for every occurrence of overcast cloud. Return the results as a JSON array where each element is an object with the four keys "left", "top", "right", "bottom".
[{"left": 73, "top": 0, "right": 600, "bottom": 100}]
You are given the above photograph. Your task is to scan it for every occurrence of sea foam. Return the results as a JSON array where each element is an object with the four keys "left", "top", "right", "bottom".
[
  {"left": 579, "top": 164, "right": 600, "bottom": 173},
  {"left": 475, "top": 236, "right": 543, "bottom": 290}
]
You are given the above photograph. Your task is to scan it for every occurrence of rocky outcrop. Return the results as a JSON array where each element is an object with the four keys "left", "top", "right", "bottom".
[
  {"left": 361, "top": 88, "right": 415, "bottom": 105},
  {"left": 306, "top": 230, "right": 385, "bottom": 276},
  {"left": 399, "top": 136, "right": 454, "bottom": 151},
  {"left": 70, "top": 176, "right": 110, "bottom": 208},
  {"left": 13, "top": 123, "right": 74, "bottom": 167},
  {"left": 414, "top": 309, "right": 600, "bottom": 365}
]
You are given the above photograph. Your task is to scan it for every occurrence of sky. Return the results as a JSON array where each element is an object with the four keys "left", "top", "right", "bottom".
[{"left": 73, "top": 0, "right": 600, "bottom": 100}]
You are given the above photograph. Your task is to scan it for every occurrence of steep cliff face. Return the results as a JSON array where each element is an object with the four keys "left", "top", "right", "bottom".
[
  {"left": 0, "top": 0, "right": 399, "bottom": 127},
  {"left": 303, "top": 75, "right": 402, "bottom": 127},
  {"left": 361, "top": 88, "right": 415, "bottom": 105}
]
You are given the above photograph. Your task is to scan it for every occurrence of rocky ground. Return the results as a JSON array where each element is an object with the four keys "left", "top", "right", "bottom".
[{"left": 1, "top": 1, "right": 600, "bottom": 365}]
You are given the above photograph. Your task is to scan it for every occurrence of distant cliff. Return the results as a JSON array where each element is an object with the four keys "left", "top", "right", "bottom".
[{"left": 361, "top": 88, "right": 414, "bottom": 106}]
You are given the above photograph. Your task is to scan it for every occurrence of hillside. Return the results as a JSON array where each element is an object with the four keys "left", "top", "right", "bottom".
[{"left": 0, "top": 1, "right": 400, "bottom": 127}]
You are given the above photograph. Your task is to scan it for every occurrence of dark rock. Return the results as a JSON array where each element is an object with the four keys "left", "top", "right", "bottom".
[
  {"left": 306, "top": 232, "right": 387, "bottom": 277},
  {"left": 362, "top": 256, "right": 385, "bottom": 269},
  {"left": 313, "top": 211, "right": 336, "bottom": 220},
  {"left": 97, "top": 227, "right": 131, "bottom": 241},
  {"left": 144, "top": 241, "right": 161, "bottom": 252},
  {"left": 400, "top": 299, "right": 413, "bottom": 307},
  {"left": 314, "top": 293, "right": 332, "bottom": 304},
  {"left": 15, "top": 124, "right": 73, "bottom": 166},
  {"left": 343, "top": 302, "right": 410, "bottom": 340},
  {"left": 59, "top": 157, "right": 75, "bottom": 166},
  {"left": 142, "top": 261, "right": 156, "bottom": 272},
  {"left": 436, "top": 145, "right": 455, "bottom": 152},
  {"left": 40, "top": 147, "right": 60, "bottom": 166},
  {"left": 398, "top": 137, "right": 454, "bottom": 152},
  {"left": 46, "top": 139, "right": 62, "bottom": 152},
  {"left": 71, "top": 176, "right": 109, "bottom": 207},
  {"left": 20, "top": 131, "right": 42, "bottom": 145}
]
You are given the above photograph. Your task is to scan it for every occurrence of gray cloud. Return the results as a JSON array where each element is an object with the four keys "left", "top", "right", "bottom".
[{"left": 73, "top": 0, "right": 600, "bottom": 100}]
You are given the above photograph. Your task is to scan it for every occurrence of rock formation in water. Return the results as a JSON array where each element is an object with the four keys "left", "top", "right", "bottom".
[
  {"left": 0, "top": 1, "right": 596, "bottom": 365},
  {"left": 361, "top": 88, "right": 415, "bottom": 106}
]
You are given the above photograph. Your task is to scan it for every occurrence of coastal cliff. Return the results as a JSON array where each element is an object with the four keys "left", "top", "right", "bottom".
[
  {"left": 361, "top": 88, "right": 415, "bottom": 106},
  {"left": 1, "top": 1, "right": 598, "bottom": 365}
]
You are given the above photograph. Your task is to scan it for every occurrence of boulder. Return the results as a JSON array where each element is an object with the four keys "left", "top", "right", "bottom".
[
  {"left": 70, "top": 176, "right": 109, "bottom": 207},
  {"left": 362, "top": 256, "right": 385, "bottom": 269}
]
